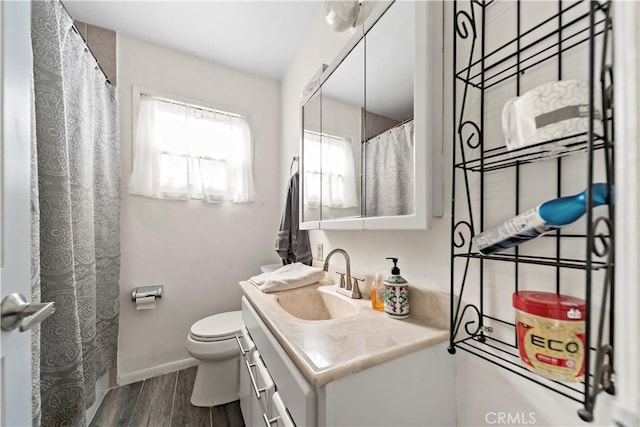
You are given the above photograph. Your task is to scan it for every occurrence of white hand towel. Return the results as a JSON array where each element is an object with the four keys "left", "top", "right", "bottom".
[{"left": 249, "top": 263, "right": 325, "bottom": 293}]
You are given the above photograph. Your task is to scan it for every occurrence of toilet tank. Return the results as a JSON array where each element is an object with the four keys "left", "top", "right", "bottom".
[{"left": 260, "top": 264, "right": 282, "bottom": 274}]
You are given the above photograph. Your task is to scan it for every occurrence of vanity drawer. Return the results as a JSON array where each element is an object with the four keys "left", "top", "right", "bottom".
[
  {"left": 242, "top": 297, "right": 316, "bottom": 426},
  {"left": 237, "top": 327, "right": 256, "bottom": 424},
  {"left": 266, "top": 392, "right": 295, "bottom": 427},
  {"left": 235, "top": 326, "right": 256, "bottom": 359},
  {"left": 252, "top": 351, "right": 276, "bottom": 414}
]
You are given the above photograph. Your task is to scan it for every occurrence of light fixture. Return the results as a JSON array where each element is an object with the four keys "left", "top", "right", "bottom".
[{"left": 324, "top": 0, "right": 365, "bottom": 32}]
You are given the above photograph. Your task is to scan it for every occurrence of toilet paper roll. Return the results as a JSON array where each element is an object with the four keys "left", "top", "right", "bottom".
[{"left": 135, "top": 296, "right": 156, "bottom": 310}]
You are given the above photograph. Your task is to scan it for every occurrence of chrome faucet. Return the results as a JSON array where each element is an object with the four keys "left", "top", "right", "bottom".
[{"left": 322, "top": 248, "right": 362, "bottom": 299}]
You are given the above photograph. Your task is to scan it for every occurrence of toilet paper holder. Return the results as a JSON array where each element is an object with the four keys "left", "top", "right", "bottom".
[{"left": 131, "top": 285, "right": 164, "bottom": 302}]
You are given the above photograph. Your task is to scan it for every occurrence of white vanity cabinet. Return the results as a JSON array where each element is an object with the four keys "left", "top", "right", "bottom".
[
  {"left": 241, "top": 297, "right": 316, "bottom": 426},
  {"left": 238, "top": 327, "right": 293, "bottom": 427},
  {"left": 239, "top": 296, "right": 456, "bottom": 427}
]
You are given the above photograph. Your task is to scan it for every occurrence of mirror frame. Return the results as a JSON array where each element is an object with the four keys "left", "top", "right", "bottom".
[{"left": 299, "top": 0, "right": 443, "bottom": 230}]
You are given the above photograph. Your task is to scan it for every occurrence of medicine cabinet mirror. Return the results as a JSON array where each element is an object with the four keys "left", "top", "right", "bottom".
[
  {"left": 300, "top": 0, "right": 443, "bottom": 230},
  {"left": 320, "top": 39, "right": 365, "bottom": 222},
  {"left": 301, "top": 90, "right": 321, "bottom": 223}
]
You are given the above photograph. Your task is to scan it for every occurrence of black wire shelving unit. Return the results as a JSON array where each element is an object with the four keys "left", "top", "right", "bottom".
[{"left": 448, "top": 0, "right": 614, "bottom": 422}]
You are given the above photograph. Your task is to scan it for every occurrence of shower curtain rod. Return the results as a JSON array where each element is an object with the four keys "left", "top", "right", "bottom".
[
  {"left": 58, "top": 0, "right": 112, "bottom": 86},
  {"left": 364, "top": 116, "right": 414, "bottom": 142}
]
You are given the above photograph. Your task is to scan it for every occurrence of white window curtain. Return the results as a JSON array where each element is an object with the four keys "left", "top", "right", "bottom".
[
  {"left": 304, "top": 131, "right": 358, "bottom": 208},
  {"left": 129, "top": 94, "right": 255, "bottom": 203}
]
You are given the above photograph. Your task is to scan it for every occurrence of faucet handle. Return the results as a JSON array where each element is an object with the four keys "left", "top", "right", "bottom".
[
  {"left": 337, "top": 272, "right": 346, "bottom": 288},
  {"left": 351, "top": 276, "right": 363, "bottom": 299}
]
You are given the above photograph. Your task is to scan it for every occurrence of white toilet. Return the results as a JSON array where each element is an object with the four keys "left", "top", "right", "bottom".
[{"left": 185, "top": 310, "right": 244, "bottom": 407}]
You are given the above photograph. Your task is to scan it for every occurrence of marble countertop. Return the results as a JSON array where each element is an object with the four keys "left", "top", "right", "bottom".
[{"left": 239, "top": 279, "right": 450, "bottom": 387}]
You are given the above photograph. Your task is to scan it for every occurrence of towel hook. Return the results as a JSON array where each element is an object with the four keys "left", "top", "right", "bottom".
[{"left": 289, "top": 156, "right": 299, "bottom": 176}]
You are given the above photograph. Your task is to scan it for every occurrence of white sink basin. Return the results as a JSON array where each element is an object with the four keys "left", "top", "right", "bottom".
[{"left": 275, "top": 286, "right": 358, "bottom": 321}]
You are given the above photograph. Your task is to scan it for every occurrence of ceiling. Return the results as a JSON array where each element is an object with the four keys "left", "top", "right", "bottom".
[{"left": 63, "top": 1, "right": 323, "bottom": 81}]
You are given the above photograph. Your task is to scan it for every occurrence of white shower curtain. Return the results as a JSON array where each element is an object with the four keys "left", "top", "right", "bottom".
[
  {"left": 31, "top": 2, "right": 120, "bottom": 425},
  {"left": 364, "top": 120, "right": 414, "bottom": 217}
]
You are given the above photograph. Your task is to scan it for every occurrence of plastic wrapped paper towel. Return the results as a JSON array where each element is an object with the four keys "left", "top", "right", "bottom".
[{"left": 502, "top": 79, "right": 603, "bottom": 154}]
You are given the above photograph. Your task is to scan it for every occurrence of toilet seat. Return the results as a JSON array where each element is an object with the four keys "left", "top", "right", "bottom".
[{"left": 189, "top": 311, "right": 243, "bottom": 343}]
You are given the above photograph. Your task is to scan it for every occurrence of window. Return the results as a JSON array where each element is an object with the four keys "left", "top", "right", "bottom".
[
  {"left": 303, "top": 131, "right": 358, "bottom": 208},
  {"left": 129, "top": 94, "right": 255, "bottom": 203}
]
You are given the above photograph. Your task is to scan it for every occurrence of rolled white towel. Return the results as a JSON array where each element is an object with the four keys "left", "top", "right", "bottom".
[{"left": 249, "top": 263, "right": 325, "bottom": 293}]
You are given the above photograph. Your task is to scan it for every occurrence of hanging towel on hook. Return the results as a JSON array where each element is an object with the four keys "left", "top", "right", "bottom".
[{"left": 275, "top": 172, "right": 312, "bottom": 265}]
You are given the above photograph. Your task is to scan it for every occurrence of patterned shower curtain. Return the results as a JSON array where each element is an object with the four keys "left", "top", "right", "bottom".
[{"left": 31, "top": 1, "right": 120, "bottom": 426}]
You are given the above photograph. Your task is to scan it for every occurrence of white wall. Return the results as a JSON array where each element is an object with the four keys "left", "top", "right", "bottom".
[
  {"left": 118, "top": 35, "right": 282, "bottom": 381},
  {"left": 281, "top": 2, "right": 617, "bottom": 426},
  {"left": 612, "top": 2, "right": 640, "bottom": 426}
]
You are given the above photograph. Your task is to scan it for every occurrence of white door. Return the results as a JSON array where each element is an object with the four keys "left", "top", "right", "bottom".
[{"left": 0, "top": 2, "right": 36, "bottom": 426}]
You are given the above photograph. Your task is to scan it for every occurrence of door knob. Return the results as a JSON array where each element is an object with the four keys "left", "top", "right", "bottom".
[{"left": 1, "top": 293, "right": 55, "bottom": 332}]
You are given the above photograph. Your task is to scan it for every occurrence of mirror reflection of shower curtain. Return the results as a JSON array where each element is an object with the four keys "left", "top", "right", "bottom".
[{"left": 365, "top": 120, "right": 414, "bottom": 216}]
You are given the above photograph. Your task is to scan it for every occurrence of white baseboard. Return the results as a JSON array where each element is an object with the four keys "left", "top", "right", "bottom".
[{"left": 117, "top": 358, "right": 199, "bottom": 386}]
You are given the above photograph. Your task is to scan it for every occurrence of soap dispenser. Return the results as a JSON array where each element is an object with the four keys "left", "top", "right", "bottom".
[
  {"left": 371, "top": 273, "right": 384, "bottom": 311},
  {"left": 383, "top": 257, "right": 409, "bottom": 319}
]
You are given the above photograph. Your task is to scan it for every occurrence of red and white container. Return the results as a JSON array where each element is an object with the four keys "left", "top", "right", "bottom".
[{"left": 513, "top": 291, "right": 586, "bottom": 382}]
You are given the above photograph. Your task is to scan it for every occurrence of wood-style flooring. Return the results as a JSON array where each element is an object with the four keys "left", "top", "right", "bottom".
[{"left": 90, "top": 366, "right": 245, "bottom": 427}]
